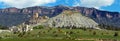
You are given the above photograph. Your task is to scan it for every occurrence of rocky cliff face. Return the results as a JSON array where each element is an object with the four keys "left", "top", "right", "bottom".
[
  {"left": 45, "top": 10, "right": 99, "bottom": 29},
  {"left": 0, "top": 14, "right": 30, "bottom": 27},
  {"left": 0, "top": 5, "right": 120, "bottom": 27},
  {"left": 73, "top": 7, "right": 120, "bottom": 27}
]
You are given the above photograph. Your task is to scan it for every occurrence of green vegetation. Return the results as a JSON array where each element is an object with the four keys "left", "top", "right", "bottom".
[
  {"left": 33, "top": 25, "right": 44, "bottom": 29},
  {"left": 0, "top": 38, "right": 90, "bottom": 41},
  {"left": 0, "top": 25, "right": 8, "bottom": 29},
  {"left": 99, "top": 24, "right": 120, "bottom": 31},
  {"left": 0, "top": 26, "right": 120, "bottom": 41}
]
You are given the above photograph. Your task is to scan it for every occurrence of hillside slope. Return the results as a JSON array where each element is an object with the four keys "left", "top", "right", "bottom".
[{"left": 45, "top": 10, "right": 99, "bottom": 29}]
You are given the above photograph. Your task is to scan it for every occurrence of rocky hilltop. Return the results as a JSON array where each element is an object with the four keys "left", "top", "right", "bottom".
[{"left": 45, "top": 10, "right": 99, "bottom": 29}]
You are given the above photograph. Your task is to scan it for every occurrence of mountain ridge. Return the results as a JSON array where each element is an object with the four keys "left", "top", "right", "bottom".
[{"left": 0, "top": 5, "right": 120, "bottom": 28}]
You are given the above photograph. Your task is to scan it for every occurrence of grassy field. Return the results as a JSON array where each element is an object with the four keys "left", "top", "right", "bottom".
[{"left": 0, "top": 28, "right": 120, "bottom": 41}]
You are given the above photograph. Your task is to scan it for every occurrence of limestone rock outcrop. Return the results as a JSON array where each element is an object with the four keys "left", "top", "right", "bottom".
[{"left": 45, "top": 10, "right": 99, "bottom": 29}]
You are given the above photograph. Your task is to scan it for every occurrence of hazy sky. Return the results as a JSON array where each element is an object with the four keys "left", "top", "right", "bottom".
[{"left": 0, "top": 0, "right": 120, "bottom": 12}]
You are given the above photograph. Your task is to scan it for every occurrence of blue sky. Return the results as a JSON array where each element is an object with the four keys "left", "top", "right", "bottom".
[
  {"left": 0, "top": 0, "right": 120, "bottom": 12},
  {"left": 101, "top": 0, "right": 120, "bottom": 12}
]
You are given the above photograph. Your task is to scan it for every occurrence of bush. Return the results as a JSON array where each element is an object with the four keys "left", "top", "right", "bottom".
[
  {"left": 53, "top": 34, "right": 58, "bottom": 37},
  {"left": 69, "top": 31, "right": 74, "bottom": 34},
  {"left": 93, "top": 31, "right": 96, "bottom": 35},
  {"left": 33, "top": 25, "right": 44, "bottom": 29},
  {"left": 0, "top": 25, "right": 8, "bottom": 29},
  {"left": 18, "top": 32, "right": 26, "bottom": 37},
  {"left": 0, "top": 36, "right": 2, "bottom": 39},
  {"left": 53, "top": 31, "right": 57, "bottom": 34},
  {"left": 18, "top": 33, "right": 23, "bottom": 37},
  {"left": 114, "top": 32, "right": 118, "bottom": 37},
  {"left": 101, "top": 33, "right": 104, "bottom": 35}
]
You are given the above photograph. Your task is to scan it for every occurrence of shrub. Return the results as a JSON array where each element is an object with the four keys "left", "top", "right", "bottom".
[
  {"left": 69, "top": 31, "right": 74, "bottom": 34},
  {"left": 53, "top": 34, "right": 58, "bottom": 37},
  {"left": 0, "top": 25, "right": 8, "bottom": 29},
  {"left": 101, "top": 33, "right": 104, "bottom": 35},
  {"left": 114, "top": 32, "right": 118, "bottom": 37},
  {"left": 0, "top": 36, "right": 2, "bottom": 39},
  {"left": 93, "top": 31, "right": 96, "bottom": 35},
  {"left": 53, "top": 31, "right": 57, "bottom": 34},
  {"left": 18, "top": 33, "right": 23, "bottom": 37},
  {"left": 33, "top": 25, "right": 44, "bottom": 29},
  {"left": 18, "top": 32, "right": 26, "bottom": 37}
]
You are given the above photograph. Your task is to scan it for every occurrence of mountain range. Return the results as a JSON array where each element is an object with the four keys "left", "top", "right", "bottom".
[{"left": 0, "top": 5, "right": 120, "bottom": 28}]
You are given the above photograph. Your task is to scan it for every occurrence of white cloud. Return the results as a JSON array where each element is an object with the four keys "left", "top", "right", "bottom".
[
  {"left": 75, "top": 0, "right": 115, "bottom": 9},
  {"left": 0, "top": 0, "right": 56, "bottom": 8}
]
